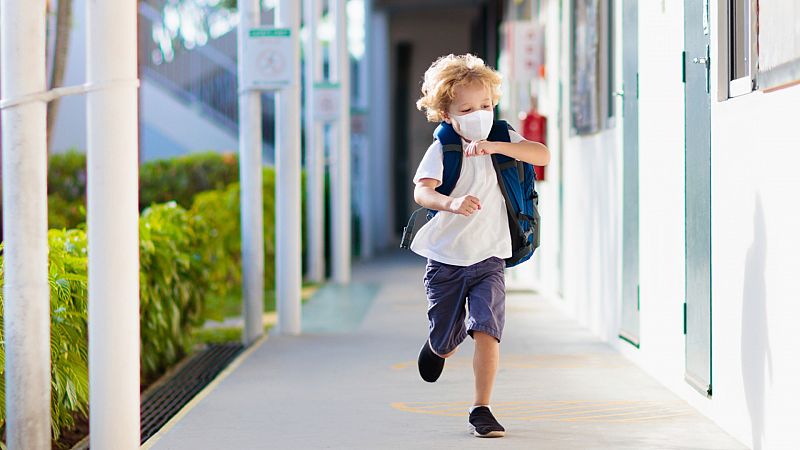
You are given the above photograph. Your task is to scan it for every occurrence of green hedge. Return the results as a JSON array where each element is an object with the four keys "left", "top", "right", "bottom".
[
  {"left": 139, "top": 152, "right": 239, "bottom": 210},
  {"left": 139, "top": 203, "right": 212, "bottom": 379},
  {"left": 43, "top": 150, "right": 241, "bottom": 230},
  {"left": 0, "top": 163, "right": 296, "bottom": 443},
  {"left": 0, "top": 201, "right": 226, "bottom": 441},
  {"left": 190, "top": 169, "right": 279, "bottom": 293}
]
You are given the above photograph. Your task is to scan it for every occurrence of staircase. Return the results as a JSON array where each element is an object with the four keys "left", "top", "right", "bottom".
[{"left": 137, "top": 1, "right": 277, "bottom": 158}]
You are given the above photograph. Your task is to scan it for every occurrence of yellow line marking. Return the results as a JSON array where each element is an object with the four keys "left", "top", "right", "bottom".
[
  {"left": 391, "top": 400, "right": 694, "bottom": 423},
  {"left": 607, "top": 412, "right": 693, "bottom": 423},
  {"left": 390, "top": 402, "right": 465, "bottom": 417},
  {"left": 391, "top": 353, "right": 627, "bottom": 370},
  {"left": 565, "top": 411, "right": 692, "bottom": 423},
  {"left": 506, "top": 404, "right": 648, "bottom": 420},
  {"left": 494, "top": 400, "right": 629, "bottom": 415},
  {"left": 141, "top": 335, "right": 268, "bottom": 449},
  {"left": 400, "top": 401, "right": 474, "bottom": 408},
  {"left": 559, "top": 407, "right": 687, "bottom": 421}
]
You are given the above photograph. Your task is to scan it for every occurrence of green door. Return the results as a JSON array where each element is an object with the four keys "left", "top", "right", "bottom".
[
  {"left": 684, "top": 0, "right": 713, "bottom": 397},
  {"left": 620, "top": 0, "right": 640, "bottom": 347}
]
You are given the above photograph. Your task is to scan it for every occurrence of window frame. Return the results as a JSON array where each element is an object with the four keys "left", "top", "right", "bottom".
[{"left": 724, "top": 0, "right": 757, "bottom": 99}]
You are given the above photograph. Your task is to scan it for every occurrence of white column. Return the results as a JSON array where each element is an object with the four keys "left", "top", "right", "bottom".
[
  {"left": 304, "top": 0, "right": 326, "bottom": 283},
  {"left": 358, "top": 0, "right": 373, "bottom": 259},
  {"left": 86, "top": 0, "right": 141, "bottom": 448},
  {"left": 0, "top": 1, "right": 51, "bottom": 448},
  {"left": 367, "top": 8, "right": 393, "bottom": 251},
  {"left": 331, "top": 0, "right": 352, "bottom": 283},
  {"left": 276, "top": 0, "right": 302, "bottom": 334},
  {"left": 238, "top": 0, "right": 265, "bottom": 345}
]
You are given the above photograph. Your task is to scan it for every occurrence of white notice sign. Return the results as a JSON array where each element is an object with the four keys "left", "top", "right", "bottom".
[
  {"left": 314, "top": 82, "right": 341, "bottom": 122},
  {"left": 243, "top": 28, "right": 295, "bottom": 90},
  {"left": 508, "top": 21, "right": 544, "bottom": 81}
]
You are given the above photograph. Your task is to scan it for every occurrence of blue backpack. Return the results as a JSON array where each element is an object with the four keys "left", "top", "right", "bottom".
[{"left": 400, "top": 119, "right": 540, "bottom": 267}]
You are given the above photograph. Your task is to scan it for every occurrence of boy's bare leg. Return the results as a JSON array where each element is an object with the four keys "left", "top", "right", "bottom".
[
  {"left": 432, "top": 344, "right": 457, "bottom": 359},
  {"left": 473, "top": 331, "right": 499, "bottom": 406}
]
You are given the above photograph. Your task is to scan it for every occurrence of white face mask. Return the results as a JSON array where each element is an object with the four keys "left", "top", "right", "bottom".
[{"left": 450, "top": 109, "right": 494, "bottom": 142}]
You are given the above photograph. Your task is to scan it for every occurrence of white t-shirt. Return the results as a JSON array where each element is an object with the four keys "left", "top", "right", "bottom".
[{"left": 410, "top": 130, "right": 525, "bottom": 266}]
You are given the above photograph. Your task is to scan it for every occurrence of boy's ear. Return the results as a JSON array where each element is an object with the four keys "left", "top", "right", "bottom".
[{"left": 442, "top": 112, "right": 451, "bottom": 124}]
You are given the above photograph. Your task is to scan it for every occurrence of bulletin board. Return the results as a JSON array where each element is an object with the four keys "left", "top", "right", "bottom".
[
  {"left": 758, "top": 0, "right": 800, "bottom": 90},
  {"left": 571, "top": 0, "right": 601, "bottom": 134}
]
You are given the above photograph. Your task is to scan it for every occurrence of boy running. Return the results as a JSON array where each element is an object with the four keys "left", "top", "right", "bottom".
[{"left": 411, "top": 54, "right": 550, "bottom": 438}]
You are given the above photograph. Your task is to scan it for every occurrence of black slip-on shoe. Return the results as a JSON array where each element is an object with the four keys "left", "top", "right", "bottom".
[
  {"left": 417, "top": 340, "right": 445, "bottom": 383},
  {"left": 468, "top": 406, "right": 506, "bottom": 438}
]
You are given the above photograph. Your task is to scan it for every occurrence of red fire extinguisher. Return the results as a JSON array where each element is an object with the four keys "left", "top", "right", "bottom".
[{"left": 520, "top": 106, "right": 547, "bottom": 181}]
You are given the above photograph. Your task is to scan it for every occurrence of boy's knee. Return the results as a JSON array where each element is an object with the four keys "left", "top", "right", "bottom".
[
  {"left": 473, "top": 330, "right": 499, "bottom": 344},
  {"left": 434, "top": 347, "right": 458, "bottom": 358}
]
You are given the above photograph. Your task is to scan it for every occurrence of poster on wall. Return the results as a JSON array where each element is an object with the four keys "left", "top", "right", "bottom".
[
  {"left": 506, "top": 21, "right": 545, "bottom": 82},
  {"left": 571, "top": 0, "right": 600, "bottom": 135}
]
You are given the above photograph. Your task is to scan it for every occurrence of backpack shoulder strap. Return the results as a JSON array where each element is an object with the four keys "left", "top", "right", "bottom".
[
  {"left": 487, "top": 119, "right": 511, "bottom": 143},
  {"left": 489, "top": 120, "right": 526, "bottom": 182},
  {"left": 433, "top": 122, "right": 463, "bottom": 197}
]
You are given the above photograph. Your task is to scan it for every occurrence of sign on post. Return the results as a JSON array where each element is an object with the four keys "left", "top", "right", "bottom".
[
  {"left": 313, "top": 82, "right": 341, "bottom": 122},
  {"left": 243, "top": 28, "right": 295, "bottom": 90}
]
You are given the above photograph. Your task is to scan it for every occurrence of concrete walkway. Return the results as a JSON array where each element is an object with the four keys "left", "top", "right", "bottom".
[{"left": 148, "top": 252, "right": 745, "bottom": 449}]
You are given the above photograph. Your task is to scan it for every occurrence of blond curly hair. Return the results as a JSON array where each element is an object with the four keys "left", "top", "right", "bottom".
[{"left": 416, "top": 54, "right": 503, "bottom": 123}]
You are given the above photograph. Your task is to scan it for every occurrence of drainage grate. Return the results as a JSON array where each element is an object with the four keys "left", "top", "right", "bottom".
[{"left": 140, "top": 343, "right": 244, "bottom": 443}]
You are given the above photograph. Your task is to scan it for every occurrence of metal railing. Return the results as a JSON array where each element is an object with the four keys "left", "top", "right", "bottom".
[{"left": 137, "top": 1, "right": 275, "bottom": 139}]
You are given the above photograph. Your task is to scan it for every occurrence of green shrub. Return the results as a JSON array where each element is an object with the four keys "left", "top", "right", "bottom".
[
  {"left": 0, "top": 159, "right": 303, "bottom": 444},
  {"left": 188, "top": 167, "right": 280, "bottom": 293},
  {"left": 0, "top": 198, "right": 238, "bottom": 443},
  {"left": 0, "top": 229, "right": 90, "bottom": 443},
  {"left": 48, "top": 194, "right": 86, "bottom": 230},
  {"left": 139, "top": 152, "right": 239, "bottom": 210},
  {"left": 48, "top": 150, "right": 87, "bottom": 203},
  {"left": 189, "top": 184, "right": 242, "bottom": 295},
  {"left": 45, "top": 151, "right": 239, "bottom": 228},
  {"left": 139, "top": 202, "right": 211, "bottom": 380}
]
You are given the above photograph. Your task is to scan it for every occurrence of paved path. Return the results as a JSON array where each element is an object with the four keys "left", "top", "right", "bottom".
[{"left": 148, "top": 252, "right": 745, "bottom": 449}]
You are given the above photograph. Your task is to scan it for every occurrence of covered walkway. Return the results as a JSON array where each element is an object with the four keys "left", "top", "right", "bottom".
[{"left": 146, "top": 253, "right": 744, "bottom": 449}]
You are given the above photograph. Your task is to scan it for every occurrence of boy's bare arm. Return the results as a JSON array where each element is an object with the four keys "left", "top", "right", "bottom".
[
  {"left": 414, "top": 178, "right": 482, "bottom": 216},
  {"left": 466, "top": 140, "right": 551, "bottom": 166}
]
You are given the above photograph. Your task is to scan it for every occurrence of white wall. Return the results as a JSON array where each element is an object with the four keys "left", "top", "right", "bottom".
[
  {"left": 138, "top": 80, "right": 240, "bottom": 161},
  {"left": 550, "top": 0, "right": 623, "bottom": 343},
  {"left": 527, "top": 0, "right": 800, "bottom": 448},
  {"left": 707, "top": 73, "right": 800, "bottom": 450}
]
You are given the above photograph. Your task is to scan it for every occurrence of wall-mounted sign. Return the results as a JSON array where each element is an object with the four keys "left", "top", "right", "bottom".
[
  {"left": 313, "top": 82, "right": 341, "bottom": 122},
  {"left": 505, "top": 21, "right": 545, "bottom": 82},
  {"left": 243, "top": 28, "right": 295, "bottom": 90}
]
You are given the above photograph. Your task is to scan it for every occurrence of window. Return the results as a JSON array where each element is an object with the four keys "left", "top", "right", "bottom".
[
  {"left": 727, "top": 0, "right": 755, "bottom": 97},
  {"left": 757, "top": 0, "right": 800, "bottom": 91}
]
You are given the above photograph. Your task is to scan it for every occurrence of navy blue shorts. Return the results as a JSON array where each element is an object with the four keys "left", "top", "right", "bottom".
[{"left": 423, "top": 256, "right": 506, "bottom": 356}]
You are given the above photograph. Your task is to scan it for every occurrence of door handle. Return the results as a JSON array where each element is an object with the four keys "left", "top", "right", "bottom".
[{"left": 692, "top": 57, "right": 708, "bottom": 65}]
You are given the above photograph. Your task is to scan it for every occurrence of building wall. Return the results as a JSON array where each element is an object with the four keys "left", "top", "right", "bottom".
[{"left": 526, "top": 0, "right": 800, "bottom": 448}]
